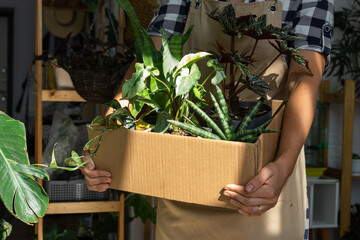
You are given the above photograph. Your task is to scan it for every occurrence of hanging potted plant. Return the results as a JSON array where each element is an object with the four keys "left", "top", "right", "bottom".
[{"left": 40, "top": 32, "right": 134, "bottom": 104}]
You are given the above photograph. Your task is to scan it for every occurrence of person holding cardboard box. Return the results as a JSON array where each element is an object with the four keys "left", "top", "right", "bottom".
[{"left": 81, "top": 0, "right": 333, "bottom": 239}]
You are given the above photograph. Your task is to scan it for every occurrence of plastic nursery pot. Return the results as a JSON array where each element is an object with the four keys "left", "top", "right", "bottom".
[
  {"left": 233, "top": 101, "right": 272, "bottom": 131},
  {"left": 209, "top": 101, "right": 272, "bottom": 132}
]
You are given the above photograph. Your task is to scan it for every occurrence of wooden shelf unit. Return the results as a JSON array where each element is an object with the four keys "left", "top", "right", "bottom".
[
  {"left": 319, "top": 79, "right": 356, "bottom": 237},
  {"left": 34, "top": 1, "right": 126, "bottom": 239}
]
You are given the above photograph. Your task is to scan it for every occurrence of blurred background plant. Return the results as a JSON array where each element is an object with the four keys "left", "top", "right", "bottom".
[{"left": 325, "top": 0, "right": 360, "bottom": 97}]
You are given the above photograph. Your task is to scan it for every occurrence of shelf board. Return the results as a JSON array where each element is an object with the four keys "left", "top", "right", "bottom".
[
  {"left": 46, "top": 201, "right": 122, "bottom": 214},
  {"left": 42, "top": 0, "right": 88, "bottom": 11},
  {"left": 324, "top": 167, "right": 360, "bottom": 180},
  {"left": 42, "top": 90, "right": 86, "bottom": 102},
  {"left": 310, "top": 220, "right": 338, "bottom": 229}
]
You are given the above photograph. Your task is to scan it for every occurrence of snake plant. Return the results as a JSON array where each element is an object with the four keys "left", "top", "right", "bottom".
[{"left": 168, "top": 85, "right": 283, "bottom": 143}]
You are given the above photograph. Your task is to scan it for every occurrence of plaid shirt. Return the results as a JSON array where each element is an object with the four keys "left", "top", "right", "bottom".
[{"left": 147, "top": 0, "right": 334, "bottom": 63}]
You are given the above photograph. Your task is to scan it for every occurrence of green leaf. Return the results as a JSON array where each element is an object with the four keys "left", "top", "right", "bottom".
[
  {"left": 0, "top": 112, "right": 49, "bottom": 225},
  {"left": 126, "top": 194, "right": 157, "bottom": 224},
  {"left": 185, "top": 100, "right": 226, "bottom": 140},
  {"left": 169, "top": 25, "right": 195, "bottom": 61},
  {"left": 207, "top": 59, "right": 226, "bottom": 85},
  {"left": 192, "top": 84, "right": 206, "bottom": 101},
  {"left": 122, "top": 63, "right": 150, "bottom": 99},
  {"left": 175, "top": 63, "right": 201, "bottom": 97},
  {"left": 154, "top": 111, "right": 171, "bottom": 133},
  {"left": 116, "top": 0, "right": 145, "bottom": 62},
  {"left": 108, "top": 107, "right": 136, "bottom": 129},
  {"left": 0, "top": 219, "right": 12, "bottom": 239},
  {"left": 90, "top": 116, "right": 107, "bottom": 127},
  {"left": 9, "top": 161, "right": 49, "bottom": 180},
  {"left": 215, "top": 85, "right": 234, "bottom": 135},
  {"left": 241, "top": 74, "right": 271, "bottom": 99},
  {"left": 168, "top": 120, "right": 222, "bottom": 140},
  {"left": 64, "top": 151, "right": 82, "bottom": 167},
  {"left": 210, "top": 93, "right": 235, "bottom": 140},
  {"left": 106, "top": 99, "right": 122, "bottom": 111},
  {"left": 50, "top": 144, "right": 83, "bottom": 171},
  {"left": 173, "top": 52, "right": 212, "bottom": 77},
  {"left": 237, "top": 98, "right": 265, "bottom": 132},
  {"left": 161, "top": 28, "right": 180, "bottom": 78},
  {"left": 140, "top": 28, "right": 163, "bottom": 69}
]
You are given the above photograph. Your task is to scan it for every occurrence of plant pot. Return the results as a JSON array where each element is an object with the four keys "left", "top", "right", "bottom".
[
  {"left": 209, "top": 101, "right": 272, "bottom": 132},
  {"left": 69, "top": 69, "right": 122, "bottom": 104},
  {"left": 232, "top": 101, "right": 272, "bottom": 131}
]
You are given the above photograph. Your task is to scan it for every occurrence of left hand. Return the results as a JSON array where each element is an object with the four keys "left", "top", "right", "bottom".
[{"left": 223, "top": 161, "right": 289, "bottom": 216}]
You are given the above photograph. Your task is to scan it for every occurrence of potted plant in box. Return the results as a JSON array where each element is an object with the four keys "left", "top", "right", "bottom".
[
  {"left": 58, "top": 0, "right": 314, "bottom": 163},
  {"left": 49, "top": 0, "right": 315, "bottom": 212}
]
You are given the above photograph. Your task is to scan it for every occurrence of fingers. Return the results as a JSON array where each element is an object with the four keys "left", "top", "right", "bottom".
[
  {"left": 245, "top": 166, "right": 273, "bottom": 193},
  {"left": 224, "top": 189, "right": 276, "bottom": 207},
  {"left": 228, "top": 199, "right": 269, "bottom": 217},
  {"left": 80, "top": 150, "right": 112, "bottom": 192},
  {"left": 80, "top": 167, "right": 112, "bottom": 192},
  {"left": 224, "top": 184, "right": 278, "bottom": 216},
  {"left": 225, "top": 183, "right": 277, "bottom": 198}
]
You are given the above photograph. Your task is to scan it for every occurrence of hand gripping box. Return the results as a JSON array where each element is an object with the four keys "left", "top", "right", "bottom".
[{"left": 87, "top": 100, "right": 284, "bottom": 210}]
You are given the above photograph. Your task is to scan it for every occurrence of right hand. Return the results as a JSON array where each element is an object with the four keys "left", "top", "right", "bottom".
[{"left": 80, "top": 150, "right": 112, "bottom": 192}]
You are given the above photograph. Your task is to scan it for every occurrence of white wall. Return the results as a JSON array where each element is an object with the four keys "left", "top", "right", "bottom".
[{"left": 0, "top": 0, "right": 37, "bottom": 121}]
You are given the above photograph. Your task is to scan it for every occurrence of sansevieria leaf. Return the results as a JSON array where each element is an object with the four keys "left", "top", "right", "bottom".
[{"left": 0, "top": 112, "right": 49, "bottom": 225}]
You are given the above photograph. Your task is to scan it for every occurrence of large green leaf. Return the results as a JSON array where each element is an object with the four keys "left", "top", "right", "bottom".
[
  {"left": 0, "top": 112, "right": 49, "bottom": 225},
  {"left": 115, "top": 0, "right": 144, "bottom": 61},
  {"left": 122, "top": 63, "right": 151, "bottom": 99},
  {"left": 154, "top": 111, "right": 171, "bottom": 133},
  {"left": 140, "top": 28, "right": 163, "bottom": 70},
  {"left": 173, "top": 52, "right": 212, "bottom": 77},
  {"left": 168, "top": 25, "right": 195, "bottom": 61},
  {"left": 161, "top": 29, "right": 179, "bottom": 78},
  {"left": 175, "top": 63, "right": 201, "bottom": 97},
  {"left": 208, "top": 59, "right": 226, "bottom": 85}
]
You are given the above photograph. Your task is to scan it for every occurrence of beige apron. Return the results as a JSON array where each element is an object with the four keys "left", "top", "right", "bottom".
[{"left": 155, "top": 1, "right": 307, "bottom": 239}]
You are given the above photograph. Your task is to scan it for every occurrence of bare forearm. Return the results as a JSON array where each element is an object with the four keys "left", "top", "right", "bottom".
[{"left": 275, "top": 50, "right": 326, "bottom": 178}]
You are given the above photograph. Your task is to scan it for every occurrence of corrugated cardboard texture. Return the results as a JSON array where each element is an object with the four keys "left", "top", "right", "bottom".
[{"left": 88, "top": 100, "right": 284, "bottom": 209}]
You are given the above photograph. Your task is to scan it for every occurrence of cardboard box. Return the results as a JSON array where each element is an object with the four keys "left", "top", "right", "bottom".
[{"left": 88, "top": 100, "right": 284, "bottom": 210}]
